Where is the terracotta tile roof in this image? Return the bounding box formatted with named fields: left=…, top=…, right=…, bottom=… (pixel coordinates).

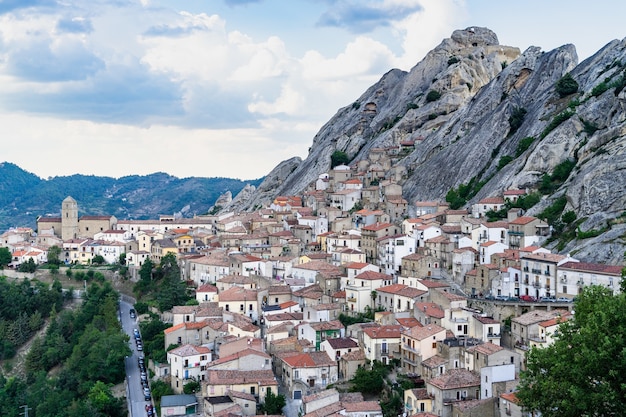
left=207, top=348, right=269, bottom=367
left=164, top=320, right=211, bottom=334
left=344, top=261, right=371, bottom=269
left=218, top=286, right=258, bottom=302
left=309, top=320, right=343, bottom=331
left=512, top=310, right=569, bottom=326
left=363, top=324, right=402, bottom=339
left=477, top=197, right=504, bottom=204
left=268, top=285, right=292, bottom=295
left=414, top=302, right=445, bottom=319
left=169, top=344, right=211, bottom=357
left=207, top=369, right=276, bottom=386
left=409, top=388, right=432, bottom=400
left=417, top=279, right=450, bottom=288
left=403, top=323, right=445, bottom=340
left=539, top=312, right=572, bottom=328
left=428, top=368, right=480, bottom=390
left=302, top=388, right=338, bottom=404
left=472, top=314, right=499, bottom=324
left=396, top=317, right=421, bottom=328
left=265, top=312, right=303, bottom=322
left=422, top=354, right=447, bottom=368
left=465, top=342, right=504, bottom=356
left=197, top=284, right=218, bottom=293
left=354, top=270, right=392, bottom=281
left=218, top=274, right=256, bottom=284
left=500, top=391, right=520, bottom=403
left=266, top=322, right=293, bottom=334
left=282, top=351, right=334, bottom=368
left=361, top=222, right=394, bottom=231
left=509, top=216, right=538, bottom=225
left=275, top=300, right=297, bottom=310
left=343, top=401, right=381, bottom=413
left=325, top=337, right=358, bottom=349
left=340, top=349, right=366, bottom=361
left=302, top=403, right=344, bottom=417
left=377, top=284, right=427, bottom=298
left=332, top=290, right=346, bottom=299
left=559, top=261, right=622, bottom=275
left=521, top=252, right=567, bottom=263
left=436, top=289, right=466, bottom=302
left=227, top=390, right=256, bottom=402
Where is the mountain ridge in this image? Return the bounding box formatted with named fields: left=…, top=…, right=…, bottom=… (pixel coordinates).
left=0, top=161, right=263, bottom=232
left=224, top=27, right=626, bottom=264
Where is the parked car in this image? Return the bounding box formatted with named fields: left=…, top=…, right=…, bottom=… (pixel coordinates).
left=519, top=295, right=536, bottom=302
left=494, top=295, right=509, bottom=301
left=539, top=296, right=556, bottom=302
left=129, top=308, right=136, bottom=319
left=556, top=297, right=572, bottom=302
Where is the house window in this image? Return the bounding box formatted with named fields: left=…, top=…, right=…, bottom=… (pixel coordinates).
left=240, top=304, right=244, bottom=311
left=294, top=370, right=299, bottom=378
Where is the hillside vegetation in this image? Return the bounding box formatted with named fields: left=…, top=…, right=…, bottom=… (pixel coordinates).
left=0, top=162, right=263, bottom=232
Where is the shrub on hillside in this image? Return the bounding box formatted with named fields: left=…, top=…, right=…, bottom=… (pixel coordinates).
left=555, top=73, right=579, bottom=97
left=426, top=90, right=442, bottom=103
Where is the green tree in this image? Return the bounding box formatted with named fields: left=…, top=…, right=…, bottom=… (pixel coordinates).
left=259, top=389, right=286, bottom=415
left=370, top=290, right=378, bottom=311
left=350, top=361, right=389, bottom=394
left=18, top=258, right=37, bottom=273
left=517, top=284, right=626, bottom=416
left=0, top=247, right=12, bottom=269
left=92, top=255, right=105, bottom=265
left=508, top=106, right=527, bottom=136
left=425, top=90, right=441, bottom=102
left=47, top=245, right=62, bottom=265
left=330, top=150, right=350, bottom=168
left=555, top=73, right=579, bottom=97
left=183, top=380, right=201, bottom=394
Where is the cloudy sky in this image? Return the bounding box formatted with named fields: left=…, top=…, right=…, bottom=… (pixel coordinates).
left=2, top=0, right=625, bottom=181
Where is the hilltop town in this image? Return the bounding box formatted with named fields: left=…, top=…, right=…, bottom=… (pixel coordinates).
left=2, top=148, right=623, bottom=417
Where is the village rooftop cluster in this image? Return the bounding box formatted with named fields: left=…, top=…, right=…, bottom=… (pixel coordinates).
left=2, top=147, right=623, bottom=417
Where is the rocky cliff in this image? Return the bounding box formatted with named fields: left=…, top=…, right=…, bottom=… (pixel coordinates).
left=226, top=27, right=626, bottom=263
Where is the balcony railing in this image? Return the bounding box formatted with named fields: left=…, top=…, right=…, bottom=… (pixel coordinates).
left=347, top=297, right=357, bottom=302
left=533, top=282, right=541, bottom=288
left=531, top=268, right=542, bottom=274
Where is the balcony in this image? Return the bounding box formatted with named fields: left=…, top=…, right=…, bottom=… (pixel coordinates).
left=531, top=268, right=542, bottom=274
left=402, top=354, right=419, bottom=366
left=532, top=282, right=542, bottom=288
left=449, top=317, right=468, bottom=323
left=347, top=297, right=357, bottom=302
left=402, top=344, right=419, bottom=354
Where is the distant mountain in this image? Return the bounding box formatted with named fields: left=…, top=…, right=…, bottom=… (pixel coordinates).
left=225, top=27, right=626, bottom=264
left=0, top=162, right=263, bottom=232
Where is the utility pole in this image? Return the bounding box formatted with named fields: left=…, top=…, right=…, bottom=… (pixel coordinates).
left=20, top=405, right=31, bottom=417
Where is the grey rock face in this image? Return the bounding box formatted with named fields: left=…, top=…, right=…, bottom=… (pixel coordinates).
left=232, top=28, right=626, bottom=262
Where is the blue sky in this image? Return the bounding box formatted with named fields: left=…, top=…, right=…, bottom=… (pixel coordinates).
left=2, top=0, right=625, bottom=180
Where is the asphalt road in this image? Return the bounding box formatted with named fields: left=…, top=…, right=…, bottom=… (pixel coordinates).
left=119, top=299, right=152, bottom=417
